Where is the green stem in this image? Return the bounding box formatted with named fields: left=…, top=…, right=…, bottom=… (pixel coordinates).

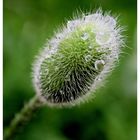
left=4, top=96, right=44, bottom=140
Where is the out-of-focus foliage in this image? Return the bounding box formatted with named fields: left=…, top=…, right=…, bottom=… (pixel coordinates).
left=4, top=0, right=137, bottom=140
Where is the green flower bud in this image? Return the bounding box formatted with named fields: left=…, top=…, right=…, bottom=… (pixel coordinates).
left=33, top=10, right=124, bottom=107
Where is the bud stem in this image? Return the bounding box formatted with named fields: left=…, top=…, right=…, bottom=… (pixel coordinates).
left=4, top=96, right=44, bottom=140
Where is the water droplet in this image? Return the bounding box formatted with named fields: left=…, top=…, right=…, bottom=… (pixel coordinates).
left=104, top=16, right=111, bottom=22
left=95, top=76, right=102, bottom=81
left=88, top=45, right=93, bottom=49
left=56, top=33, right=62, bottom=39
left=85, top=15, right=94, bottom=21
left=54, top=93, right=58, bottom=97
left=81, top=33, right=89, bottom=41
left=55, top=66, right=59, bottom=71
left=65, top=76, right=70, bottom=82
left=95, top=60, right=105, bottom=70
left=70, top=96, right=74, bottom=100
left=47, top=56, right=54, bottom=62
left=67, top=21, right=75, bottom=30
left=93, top=13, right=102, bottom=19
left=96, top=32, right=111, bottom=45
left=95, top=48, right=101, bottom=52
left=59, top=54, right=64, bottom=59
left=105, top=16, right=116, bottom=28
left=97, top=77, right=101, bottom=81
left=45, top=69, right=49, bottom=74
left=67, top=20, right=80, bottom=30
left=60, top=90, right=64, bottom=95
left=85, top=55, right=92, bottom=62
left=50, top=48, right=57, bottom=55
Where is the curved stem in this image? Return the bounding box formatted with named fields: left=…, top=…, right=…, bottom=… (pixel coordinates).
left=4, top=96, right=44, bottom=140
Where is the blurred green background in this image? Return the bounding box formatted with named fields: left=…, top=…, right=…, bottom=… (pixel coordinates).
left=4, top=0, right=137, bottom=140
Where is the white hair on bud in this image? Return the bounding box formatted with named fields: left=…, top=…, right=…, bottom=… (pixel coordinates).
left=32, top=10, right=125, bottom=107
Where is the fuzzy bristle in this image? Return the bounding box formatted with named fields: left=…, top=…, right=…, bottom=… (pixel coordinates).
left=32, top=10, right=124, bottom=107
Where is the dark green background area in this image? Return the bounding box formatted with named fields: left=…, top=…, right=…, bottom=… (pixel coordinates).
left=4, top=0, right=137, bottom=140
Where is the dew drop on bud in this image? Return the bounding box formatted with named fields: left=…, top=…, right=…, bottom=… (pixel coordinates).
left=93, top=13, right=102, bottom=19
left=95, top=60, right=105, bottom=70
left=95, top=47, right=101, bottom=52
left=67, top=21, right=75, bottom=30
left=96, top=32, right=111, bottom=45
left=55, top=66, right=59, bottom=71
left=97, top=77, right=101, bottom=81
left=88, top=45, right=93, bottom=49
left=60, top=90, right=64, bottom=95
left=70, top=96, right=74, bottom=100
left=105, top=16, right=116, bottom=28
left=67, top=20, right=80, bottom=30
left=45, top=68, right=49, bottom=75
left=85, top=55, right=92, bottom=62
left=81, top=33, right=89, bottom=41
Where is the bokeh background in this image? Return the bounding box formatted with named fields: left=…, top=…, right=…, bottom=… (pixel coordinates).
left=4, top=0, right=137, bottom=140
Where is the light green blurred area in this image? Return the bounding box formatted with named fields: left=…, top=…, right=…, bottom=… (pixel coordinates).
left=4, top=0, right=137, bottom=140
